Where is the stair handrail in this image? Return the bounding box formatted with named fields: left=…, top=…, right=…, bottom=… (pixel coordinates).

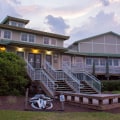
left=26, top=61, right=55, bottom=96
left=44, top=61, right=56, bottom=80
left=75, top=71, right=101, bottom=93
left=26, top=61, right=35, bottom=80
left=45, top=61, right=80, bottom=93
left=38, top=69, right=55, bottom=96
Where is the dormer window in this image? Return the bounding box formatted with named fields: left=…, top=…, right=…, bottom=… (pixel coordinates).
left=11, top=21, right=17, bottom=26
left=4, top=30, right=11, bottom=39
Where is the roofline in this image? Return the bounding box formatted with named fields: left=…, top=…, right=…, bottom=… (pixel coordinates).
left=72, top=31, right=120, bottom=45
left=0, top=39, right=68, bottom=52
left=1, top=16, right=29, bottom=25
left=0, top=24, right=69, bottom=40
left=65, top=50, right=120, bottom=58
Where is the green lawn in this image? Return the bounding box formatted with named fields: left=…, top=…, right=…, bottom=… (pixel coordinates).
left=0, top=110, right=120, bottom=120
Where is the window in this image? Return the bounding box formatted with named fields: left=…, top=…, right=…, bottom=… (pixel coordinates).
left=11, top=21, right=17, bottom=26
left=4, top=30, right=11, bottom=39
left=43, top=37, right=57, bottom=46
left=100, top=59, right=106, bottom=66
left=29, top=34, right=35, bottom=42
left=17, top=51, right=24, bottom=58
left=113, top=59, right=119, bottom=66
left=108, top=59, right=112, bottom=66
left=18, top=23, right=24, bottom=27
left=94, top=58, right=99, bottom=66
left=86, top=58, right=92, bottom=65
left=21, top=33, right=27, bottom=41
left=44, top=37, right=49, bottom=44
left=51, top=38, right=57, bottom=46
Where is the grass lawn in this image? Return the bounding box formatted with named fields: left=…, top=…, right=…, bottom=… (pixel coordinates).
left=0, top=110, right=120, bottom=120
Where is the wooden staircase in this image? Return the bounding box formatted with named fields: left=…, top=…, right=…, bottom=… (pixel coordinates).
left=80, top=81, right=97, bottom=94
left=55, top=80, right=74, bottom=92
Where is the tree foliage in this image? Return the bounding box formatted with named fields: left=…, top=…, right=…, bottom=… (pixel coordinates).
left=0, top=52, right=28, bottom=95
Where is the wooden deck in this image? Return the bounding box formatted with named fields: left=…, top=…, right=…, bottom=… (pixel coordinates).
left=55, top=92, right=120, bottom=110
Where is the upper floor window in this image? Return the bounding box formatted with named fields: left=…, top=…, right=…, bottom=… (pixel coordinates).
left=51, top=38, right=57, bottom=46
left=44, top=37, right=49, bottom=44
left=29, top=34, right=35, bottom=42
left=21, top=33, right=27, bottom=41
left=21, top=33, right=35, bottom=42
left=43, top=37, right=57, bottom=46
left=18, top=23, right=24, bottom=27
left=4, top=30, right=11, bottom=39
left=11, top=21, right=17, bottom=26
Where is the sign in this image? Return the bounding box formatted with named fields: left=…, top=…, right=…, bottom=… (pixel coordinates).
left=60, top=94, right=65, bottom=102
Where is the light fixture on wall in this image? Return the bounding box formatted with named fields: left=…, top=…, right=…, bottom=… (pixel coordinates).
left=32, top=49, right=39, bottom=54
left=17, top=47, right=24, bottom=52
left=46, top=51, right=52, bottom=55
left=0, top=46, right=6, bottom=51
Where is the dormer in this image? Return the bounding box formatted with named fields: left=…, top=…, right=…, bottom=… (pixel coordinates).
left=1, top=16, right=29, bottom=28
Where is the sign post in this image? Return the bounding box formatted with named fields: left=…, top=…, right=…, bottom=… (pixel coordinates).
left=59, top=94, right=65, bottom=111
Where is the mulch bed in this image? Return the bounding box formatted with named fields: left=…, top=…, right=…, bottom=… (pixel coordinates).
left=0, top=96, right=120, bottom=114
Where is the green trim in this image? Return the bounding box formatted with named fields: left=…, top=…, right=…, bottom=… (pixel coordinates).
left=0, top=39, right=68, bottom=51
left=65, top=50, right=120, bottom=58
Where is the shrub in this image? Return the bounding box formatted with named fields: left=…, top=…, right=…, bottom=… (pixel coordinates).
left=0, top=52, right=29, bottom=96
left=102, top=80, right=120, bottom=92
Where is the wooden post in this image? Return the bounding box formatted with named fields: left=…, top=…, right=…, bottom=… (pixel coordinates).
left=25, top=88, right=29, bottom=110
left=88, top=98, right=93, bottom=104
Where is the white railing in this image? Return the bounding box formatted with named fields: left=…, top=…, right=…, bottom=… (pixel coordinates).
left=26, top=62, right=55, bottom=96
left=45, top=62, right=56, bottom=80
left=45, top=61, right=80, bottom=93
left=63, top=63, right=101, bottom=93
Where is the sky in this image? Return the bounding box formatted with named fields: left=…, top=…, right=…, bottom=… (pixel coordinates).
left=0, top=0, right=120, bottom=46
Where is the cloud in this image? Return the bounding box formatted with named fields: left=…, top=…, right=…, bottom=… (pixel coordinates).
left=0, top=0, right=21, bottom=22
left=45, top=15, right=70, bottom=35
left=100, top=0, right=110, bottom=6
left=68, top=11, right=120, bottom=45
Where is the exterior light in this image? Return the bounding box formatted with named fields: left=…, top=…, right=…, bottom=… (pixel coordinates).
left=32, top=49, right=39, bottom=54
left=0, top=47, right=6, bottom=51
left=46, top=51, right=52, bottom=55
left=17, top=47, right=24, bottom=52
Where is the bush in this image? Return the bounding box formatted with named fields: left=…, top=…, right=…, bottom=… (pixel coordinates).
left=0, top=52, right=29, bottom=96
left=102, top=80, right=120, bottom=92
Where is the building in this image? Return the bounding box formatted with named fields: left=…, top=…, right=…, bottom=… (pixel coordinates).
left=0, top=16, right=119, bottom=96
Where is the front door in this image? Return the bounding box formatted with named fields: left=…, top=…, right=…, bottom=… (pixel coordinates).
left=46, top=55, right=52, bottom=65
left=28, top=53, right=41, bottom=68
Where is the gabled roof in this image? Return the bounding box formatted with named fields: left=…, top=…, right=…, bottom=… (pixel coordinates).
left=1, top=16, right=29, bottom=25
left=0, top=24, right=69, bottom=40
left=72, top=31, right=120, bottom=45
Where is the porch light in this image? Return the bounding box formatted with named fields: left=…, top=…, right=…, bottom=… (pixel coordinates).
left=17, top=47, right=24, bottom=52
left=46, top=51, right=52, bottom=55
left=32, top=49, right=39, bottom=54
left=0, top=47, right=6, bottom=51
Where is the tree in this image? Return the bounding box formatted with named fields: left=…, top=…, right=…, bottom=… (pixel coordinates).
left=0, top=52, right=29, bottom=95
